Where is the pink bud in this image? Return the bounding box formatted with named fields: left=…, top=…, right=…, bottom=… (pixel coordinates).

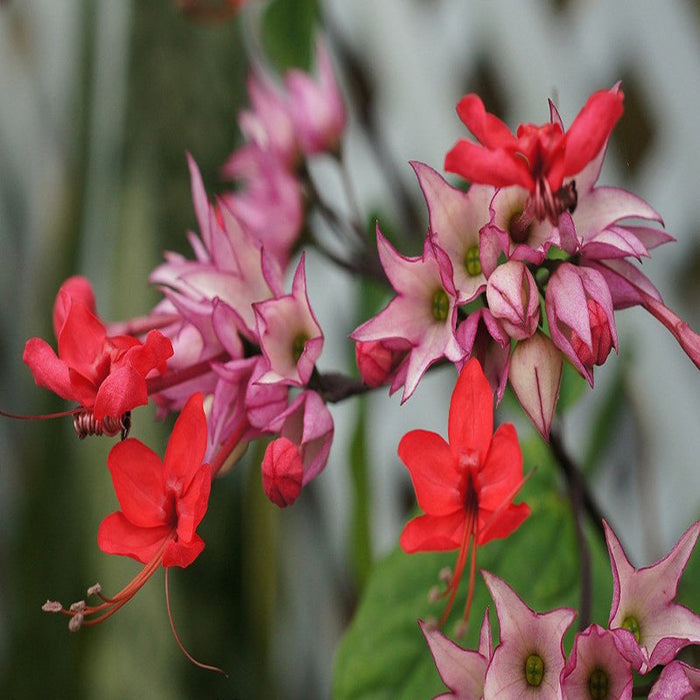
left=546, top=263, right=617, bottom=385
left=486, top=261, right=540, bottom=340
left=508, top=332, right=562, bottom=439
left=261, top=437, right=304, bottom=508
left=570, top=298, right=614, bottom=367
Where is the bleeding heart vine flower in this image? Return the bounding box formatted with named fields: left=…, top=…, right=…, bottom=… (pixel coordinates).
left=445, top=87, right=623, bottom=225
left=605, top=518, right=700, bottom=674
left=398, top=358, right=530, bottom=629
left=560, top=623, right=633, bottom=700
left=351, top=225, right=463, bottom=402
left=420, top=610, right=493, bottom=699
left=42, top=392, right=212, bottom=632
left=482, top=570, right=576, bottom=699
left=23, top=275, right=173, bottom=438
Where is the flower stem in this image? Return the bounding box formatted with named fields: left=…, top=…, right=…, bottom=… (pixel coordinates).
left=549, top=427, right=606, bottom=631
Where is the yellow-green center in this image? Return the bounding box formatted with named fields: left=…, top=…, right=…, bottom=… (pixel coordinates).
left=431, top=288, right=450, bottom=322
left=524, top=653, right=544, bottom=687
left=621, top=616, right=640, bottom=643
left=465, top=245, right=481, bottom=277
left=588, top=668, right=609, bottom=699
left=292, top=333, right=308, bottom=363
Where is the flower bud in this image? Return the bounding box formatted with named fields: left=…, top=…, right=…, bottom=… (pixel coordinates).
left=355, top=339, right=407, bottom=388
left=261, top=437, right=304, bottom=508
left=486, top=261, right=540, bottom=340
left=508, top=332, right=562, bottom=439
left=546, top=263, right=617, bottom=385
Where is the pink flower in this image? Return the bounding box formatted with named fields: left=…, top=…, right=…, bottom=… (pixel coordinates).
left=411, top=160, right=494, bottom=304
left=23, top=276, right=173, bottom=428
left=420, top=610, right=493, bottom=699
left=606, top=519, right=700, bottom=674
left=254, top=254, right=324, bottom=387
left=151, top=155, right=283, bottom=343
left=560, top=624, right=633, bottom=700
left=649, top=660, right=700, bottom=699
left=482, top=570, right=576, bottom=699
left=545, top=263, right=617, bottom=385
left=351, top=226, right=462, bottom=402
left=238, top=70, right=298, bottom=168
left=285, top=38, right=347, bottom=156
left=485, top=261, right=540, bottom=341
left=221, top=146, right=304, bottom=268
left=445, top=88, right=623, bottom=224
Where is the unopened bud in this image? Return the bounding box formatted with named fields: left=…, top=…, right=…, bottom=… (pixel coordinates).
left=261, top=437, right=304, bottom=507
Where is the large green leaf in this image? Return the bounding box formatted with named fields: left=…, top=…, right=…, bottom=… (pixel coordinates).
left=333, top=439, right=612, bottom=699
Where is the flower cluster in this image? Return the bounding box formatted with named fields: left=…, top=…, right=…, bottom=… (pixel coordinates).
left=21, top=34, right=348, bottom=657
left=423, top=519, right=700, bottom=699
left=354, top=86, right=700, bottom=438
left=5, top=7, right=699, bottom=691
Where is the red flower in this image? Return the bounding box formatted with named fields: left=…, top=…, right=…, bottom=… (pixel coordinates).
left=399, top=358, right=530, bottom=627
left=43, top=393, right=212, bottom=634
left=444, top=88, right=623, bottom=223
left=23, top=276, right=173, bottom=431
left=98, top=391, right=211, bottom=568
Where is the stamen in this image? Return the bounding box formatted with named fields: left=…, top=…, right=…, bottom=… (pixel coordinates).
left=165, top=568, right=227, bottom=676
left=73, top=410, right=131, bottom=440
left=42, top=539, right=169, bottom=630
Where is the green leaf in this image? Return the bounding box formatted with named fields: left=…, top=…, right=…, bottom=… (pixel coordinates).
left=333, top=438, right=612, bottom=699
left=262, top=0, right=319, bottom=72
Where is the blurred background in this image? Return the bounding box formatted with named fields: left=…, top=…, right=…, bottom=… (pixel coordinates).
left=1, top=1, right=699, bottom=697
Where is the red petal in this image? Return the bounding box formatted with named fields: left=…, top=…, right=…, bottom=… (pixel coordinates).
left=398, top=429, right=461, bottom=515
left=107, top=438, right=168, bottom=527
left=125, top=329, right=173, bottom=377
left=93, top=365, right=148, bottom=420
left=477, top=423, right=524, bottom=510
left=97, top=511, right=171, bottom=564
left=455, top=94, right=516, bottom=149
left=52, top=277, right=96, bottom=337
left=477, top=502, right=530, bottom=545
left=162, top=534, right=205, bottom=568
left=448, top=358, right=494, bottom=460
left=559, top=89, right=624, bottom=183
left=22, top=338, right=74, bottom=401
left=164, top=392, right=208, bottom=489
left=56, top=298, right=106, bottom=372
left=176, top=464, right=212, bottom=543
left=399, top=511, right=465, bottom=553
left=445, top=141, right=534, bottom=189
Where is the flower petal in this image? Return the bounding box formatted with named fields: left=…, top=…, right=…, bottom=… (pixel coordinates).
left=107, top=438, right=168, bottom=527
left=97, top=512, right=171, bottom=564
left=398, top=429, right=461, bottom=515
left=448, top=358, right=494, bottom=458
